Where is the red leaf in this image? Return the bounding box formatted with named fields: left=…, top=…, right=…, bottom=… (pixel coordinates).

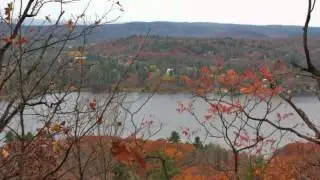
left=15, top=37, right=28, bottom=47
left=3, top=37, right=12, bottom=43
left=241, top=70, right=256, bottom=80
left=260, top=65, right=272, bottom=81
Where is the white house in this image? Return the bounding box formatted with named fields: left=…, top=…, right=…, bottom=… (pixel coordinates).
left=166, top=68, right=174, bottom=75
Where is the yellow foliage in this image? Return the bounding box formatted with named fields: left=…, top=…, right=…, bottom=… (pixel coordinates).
left=2, top=147, right=9, bottom=160
left=162, top=74, right=176, bottom=81
left=67, top=50, right=83, bottom=57
left=52, top=140, right=60, bottom=153
left=49, top=123, right=62, bottom=133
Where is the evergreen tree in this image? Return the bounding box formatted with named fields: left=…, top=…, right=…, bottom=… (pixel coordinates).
left=193, top=136, right=203, bottom=149
left=4, top=130, right=15, bottom=143
left=147, top=151, right=180, bottom=180
left=168, top=131, right=181, bottom=143
left=23, top=132, right=34, bottom=142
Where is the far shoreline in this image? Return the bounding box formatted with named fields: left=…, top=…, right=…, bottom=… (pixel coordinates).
left=0, top=87, right=317, bottom=102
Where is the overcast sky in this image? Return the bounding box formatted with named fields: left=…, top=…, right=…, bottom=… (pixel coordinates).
left=1, top=0, right=320, bottom=26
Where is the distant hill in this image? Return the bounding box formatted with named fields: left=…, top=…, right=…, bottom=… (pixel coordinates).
left=2, top=21, right=320, bottom=43
left=85, top=21, right=320, bottom=43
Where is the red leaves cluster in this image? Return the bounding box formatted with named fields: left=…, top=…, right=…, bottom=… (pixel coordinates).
left=218, top=69, right=239, bottom=86
left=209, top=101, right=242, bottom=115
left=232, top=130, right=277, bottom=155
left=180, top=127, right=199, bottom=138
left=240, top=69, right=256, bottom=81
left=2, top=36, right=28, bottom=47
left=176, top=100, right=193, bottom=113
left=233, top=131, right=251, bottom=147
left=180, top=62, right=285, bottom=98
left=181, top=127, right=190, bottom=137
left=231, top=64, right=284, bottom=97
left=210, top=103, right=232, bottom=114
left=259, top=65, right=272, bottom=82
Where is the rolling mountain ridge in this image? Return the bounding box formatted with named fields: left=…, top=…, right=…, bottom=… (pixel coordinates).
left=85, top=21, right=320, bottom=42
left=3, top=21, right=320, bottom=43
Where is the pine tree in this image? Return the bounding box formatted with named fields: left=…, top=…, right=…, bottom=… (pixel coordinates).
left=168, top=131, right=181, bottom=143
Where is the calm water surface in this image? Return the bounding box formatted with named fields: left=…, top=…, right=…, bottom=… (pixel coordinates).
left=2, top=92, right=320, bottom=150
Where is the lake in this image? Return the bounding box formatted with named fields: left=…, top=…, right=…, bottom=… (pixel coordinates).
left=2, top=92, right=320, bottom=152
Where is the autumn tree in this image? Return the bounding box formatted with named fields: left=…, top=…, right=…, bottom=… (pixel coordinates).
left=0, top=0, right=162, bottom=179
left=178, top=0, right=320, bottom=179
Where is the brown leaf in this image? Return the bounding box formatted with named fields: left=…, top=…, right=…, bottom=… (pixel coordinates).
left=67, top=19, right=74, bottom=31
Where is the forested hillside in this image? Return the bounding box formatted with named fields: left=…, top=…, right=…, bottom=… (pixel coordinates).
left=57, top=35, right=320, bottom=94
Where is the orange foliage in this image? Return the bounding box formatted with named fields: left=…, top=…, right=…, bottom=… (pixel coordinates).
left=263, top=142, right=320, bottom=179
left=0, top=135, right=61, bottom=179
left=218, top=69, right=239, bottom=86
left=181, top=63, right=285, bottom=98
left=181, top=75, right=193, bottom=86
left=52, top=140, right=60, bottom=153
left=1, top=146, right=9, bottom=160
left=239, top=85, right=255, bottom=94
left=209, top=102, right=241, bottom=114
left=143, top=139, right=194, bottom=160
left=263, top=156, right=301, bottom=180
left=49, top=123, right=63, bottom=133
left=173, top=166, right=232, bottom=180
left=108, top=137, right=196, bottom=177
left=195, top=88, right=206, bottom=96
left=111, top=140, right=146, bottom=169
left=260, top=65, right=272, bottom=82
